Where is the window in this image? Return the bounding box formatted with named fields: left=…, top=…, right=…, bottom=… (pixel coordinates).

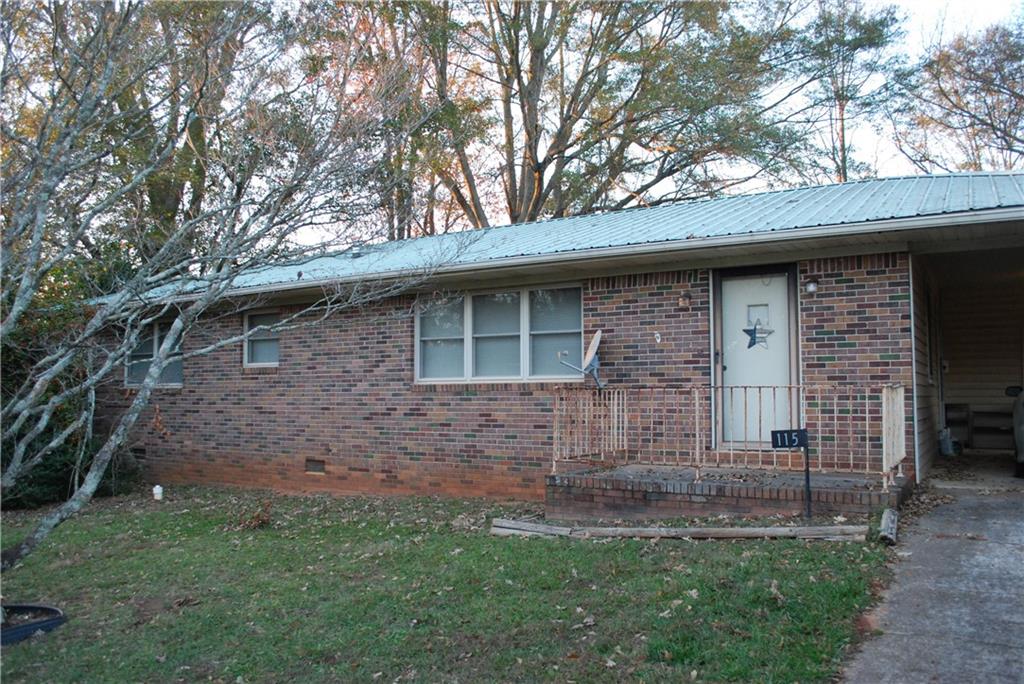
left=244, top=311, right=280, bottom=367
left=416, top=286, right=583, bottom=382
left=418, top=297, right=464, bottom=379
left=529, top=288, right=582, bottom=375
left=126, top=322, right=183, bottom=386
left=473, top=292, right=521, bottom=376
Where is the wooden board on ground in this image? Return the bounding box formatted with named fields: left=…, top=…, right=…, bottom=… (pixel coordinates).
left=490, top=518, right=868, bottom=542
left=879, top=508, right=898, bottom=545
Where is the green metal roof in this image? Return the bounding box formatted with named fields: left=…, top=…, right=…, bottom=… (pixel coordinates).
left=232, top=172, right=1024, bottom=292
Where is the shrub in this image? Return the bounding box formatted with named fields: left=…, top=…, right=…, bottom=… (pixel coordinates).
left=1, top=443, right=142, bottom=510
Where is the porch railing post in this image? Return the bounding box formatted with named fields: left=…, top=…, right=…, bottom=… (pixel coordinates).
left=881, top=384, right=906, bottom=489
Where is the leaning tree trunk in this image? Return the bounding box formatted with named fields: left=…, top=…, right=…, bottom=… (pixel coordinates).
left=0, top=357, right=161, bottom=571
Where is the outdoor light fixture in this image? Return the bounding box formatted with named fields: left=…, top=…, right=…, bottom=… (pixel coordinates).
left=805, top=278, right=819, bottom=294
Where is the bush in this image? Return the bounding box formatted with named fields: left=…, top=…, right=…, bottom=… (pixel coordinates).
left=1, top=444, right=142, bottom=510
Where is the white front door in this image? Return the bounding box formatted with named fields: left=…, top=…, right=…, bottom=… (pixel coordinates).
left=719, top=271, right=794, bottom=444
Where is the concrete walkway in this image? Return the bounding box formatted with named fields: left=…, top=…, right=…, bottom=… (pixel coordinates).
left=844, top=485, right=1024, bottom=683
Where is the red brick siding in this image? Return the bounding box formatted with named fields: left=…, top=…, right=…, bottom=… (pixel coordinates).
left=546, top=471, right=909, bottom=520
left=586, top=270, right=711, bottom=387
left=101, top=271, right=711, bottom=500
left=799, top=252, right=915, bottom=479
left=98, top=253, right=915, bottom=500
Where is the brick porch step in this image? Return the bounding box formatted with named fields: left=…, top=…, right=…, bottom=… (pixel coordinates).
left=545, top=464, right=912, bottom=520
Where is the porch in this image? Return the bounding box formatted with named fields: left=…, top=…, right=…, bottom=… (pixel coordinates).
left=547, top=385, right=911, bottom=519
left=546, top=464, right=911, bottom=521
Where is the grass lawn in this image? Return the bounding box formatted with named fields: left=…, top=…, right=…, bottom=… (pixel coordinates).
left=2, top=486, right=887, bottom=682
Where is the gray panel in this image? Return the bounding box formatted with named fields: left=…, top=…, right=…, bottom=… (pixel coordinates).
left=421, top=339, right=463, bottom=378
left=472, top=293, right=520, bottom=335
left=531, top=333, right=581, bottom=376
left=474, top=336, right=520, bottom=376
left=248, top=338, right=279, bottom=364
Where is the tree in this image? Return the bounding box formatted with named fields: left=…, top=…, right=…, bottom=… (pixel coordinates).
left=409, top=0, right=810, bottom=227
left=0, top=1, right=453, bottom=569
left=798, top=0, right=903, bottom=182
left=889, top=18, right=1024, bottom=172
left=303, top=2, right=468, bottom=240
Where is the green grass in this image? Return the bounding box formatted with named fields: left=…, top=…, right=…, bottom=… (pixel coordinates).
left=2, top=487, right=887, bottom=682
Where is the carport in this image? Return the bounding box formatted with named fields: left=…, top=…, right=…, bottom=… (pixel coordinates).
left=912, top=246, right=1024, bottom=481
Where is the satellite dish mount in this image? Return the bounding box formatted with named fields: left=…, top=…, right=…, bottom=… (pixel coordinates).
left=559, top=330, right=605, bottom=388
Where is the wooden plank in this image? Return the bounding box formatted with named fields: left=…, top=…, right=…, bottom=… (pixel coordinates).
left=879, top=508, right=898, bottom=545
left=569, top=525, right=869, bottom=540
left=490, top=519, right=572, bottom=537
left=491, top=526, right=560, bottom=538
left=489, top=518, right=868, bottom=541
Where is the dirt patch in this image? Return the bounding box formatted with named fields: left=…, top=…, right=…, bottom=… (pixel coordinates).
left=130, top=595, right=201, bottom=627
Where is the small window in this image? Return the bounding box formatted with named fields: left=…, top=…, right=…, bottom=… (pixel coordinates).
left=419, top=297, right=464, bottom=379
left=125, top=322, right=183, bottom=386
left=244, top=312, right=280, bottom=367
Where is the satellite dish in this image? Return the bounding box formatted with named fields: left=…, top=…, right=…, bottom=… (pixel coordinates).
left=559, top=329, right=605, bottom=388
left=583, top=329, right=602, bottom=368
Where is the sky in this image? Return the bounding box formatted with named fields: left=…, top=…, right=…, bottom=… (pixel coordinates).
left=865, top=0, right=1021, bottom=175
left=883, top=0, right=1020, bottom=52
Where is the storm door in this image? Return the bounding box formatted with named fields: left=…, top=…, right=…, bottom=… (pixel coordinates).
left=715, top=267, right=798, bottom=444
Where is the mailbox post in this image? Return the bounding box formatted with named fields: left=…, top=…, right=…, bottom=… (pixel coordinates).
left=771, top=428, right=811, bottom=518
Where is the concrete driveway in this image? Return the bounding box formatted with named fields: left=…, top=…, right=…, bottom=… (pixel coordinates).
left=844, top=482, right=1024, bottom=683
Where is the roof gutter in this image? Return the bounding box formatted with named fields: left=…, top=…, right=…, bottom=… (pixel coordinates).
left=211, top=206, right=1024, bottom=299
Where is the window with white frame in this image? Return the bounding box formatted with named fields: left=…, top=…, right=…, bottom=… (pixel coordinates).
left=244, top=312, right=280, bottom=367
left=418, top=297, right=465, bottom=378
left=417, top=286, right=583, bottom=381
left=126, top=322, right=183, bottom=386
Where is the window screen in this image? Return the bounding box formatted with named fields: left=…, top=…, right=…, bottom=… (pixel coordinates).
left=419, top=298, right=464, bottom=378
left=246, top=312, right=280, bottom=365
left=472, top=292, right=520, bottom=377
left=529, top=288, right=582, bottom=376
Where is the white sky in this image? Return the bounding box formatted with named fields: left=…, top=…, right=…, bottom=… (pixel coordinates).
left=881, top=0, right=1020, bottom=53
left=865, top=0, right=1021, bottom=175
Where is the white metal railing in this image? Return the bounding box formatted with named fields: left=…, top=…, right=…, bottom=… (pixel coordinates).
left=552, top=384, right=906, bottom=488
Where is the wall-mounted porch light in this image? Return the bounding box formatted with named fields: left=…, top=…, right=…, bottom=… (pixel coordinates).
left=804, top=278, right=819, bottom=294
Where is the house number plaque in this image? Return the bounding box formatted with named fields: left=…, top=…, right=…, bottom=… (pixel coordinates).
left=770, top=429, right=808, bottom=449
left=770, top=428, right=812, bottom=517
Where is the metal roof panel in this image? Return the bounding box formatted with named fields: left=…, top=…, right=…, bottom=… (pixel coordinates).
left=232, top=173, right=1024, bottom=291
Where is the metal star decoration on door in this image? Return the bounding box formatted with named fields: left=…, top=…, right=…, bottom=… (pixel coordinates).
left=742, top=319, right=774, bottom=349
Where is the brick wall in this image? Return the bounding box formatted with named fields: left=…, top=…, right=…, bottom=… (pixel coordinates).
left=799, top=252, right=915, bottom=479
left=586, top=270, right=711, bottom=387
left=98, top=253, right=914, bottom=500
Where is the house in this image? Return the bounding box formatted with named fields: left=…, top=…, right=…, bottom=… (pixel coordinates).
left=104, top=173, right=1024, bottom=518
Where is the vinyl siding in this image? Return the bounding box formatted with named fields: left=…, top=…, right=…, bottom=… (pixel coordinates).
left=912, top=259, right=941, bottom=479
left=940, top=281, right=1023, bottom=451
